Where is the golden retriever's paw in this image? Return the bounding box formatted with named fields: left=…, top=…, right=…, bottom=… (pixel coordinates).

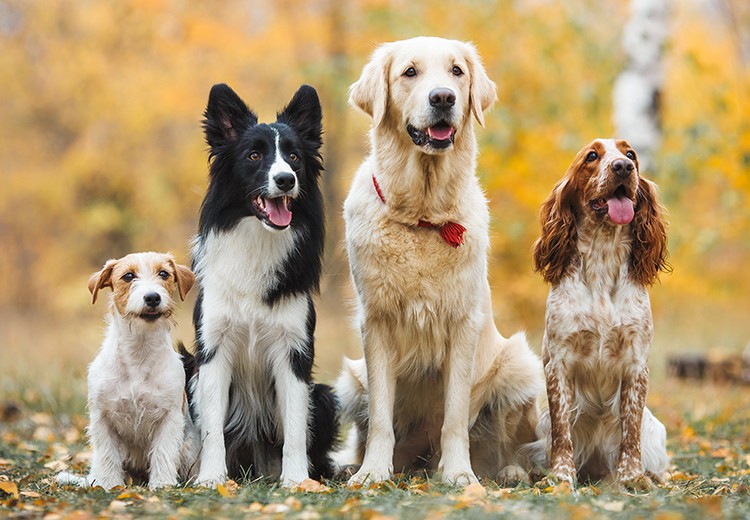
left=347, top=466, right=391, bottom=487
left=497, top=464, right=530, bottom=485
left=440, top=467, right=479, bottom=486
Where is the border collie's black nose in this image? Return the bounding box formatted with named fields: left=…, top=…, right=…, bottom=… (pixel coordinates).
left=429, top=88, right=456, bottom=108
left=612, top=159, right=634, bottom=177
left=144, top=293, right=161, bottom=308
left=274, top=172, right=296, bottom=192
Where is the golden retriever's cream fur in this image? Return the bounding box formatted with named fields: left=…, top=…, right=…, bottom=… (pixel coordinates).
left=336, top=37, right=544, bottom=485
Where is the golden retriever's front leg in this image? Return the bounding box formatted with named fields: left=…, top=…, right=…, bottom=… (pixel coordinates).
left=616, top=365, right=652, bottom=491
left=347, top=320, right=396, bottom=486
left=438, top=319, right=479, bottom=485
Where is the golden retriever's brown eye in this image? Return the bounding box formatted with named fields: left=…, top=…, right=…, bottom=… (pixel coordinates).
left=158, top=270, right=170, bottom=280
left=122, top=272, right=135, bottom=282
left=248, top=151, right=261, bottom=161
left=289, top=152, right=299, bottom=162
left=626, top=150, right=636, bottom=160
left=403, top=67, right=417, bottom=78
left=586, top=151, right=599, bottom=162
left=452, top=65, right=463, bottom=76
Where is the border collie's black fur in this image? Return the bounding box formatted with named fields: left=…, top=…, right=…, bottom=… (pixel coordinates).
left=184, top=83, right=337, bottom=486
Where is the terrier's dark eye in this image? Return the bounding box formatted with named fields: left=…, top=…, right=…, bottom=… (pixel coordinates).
left=158, top=270, right=170, bottom=280
left=626, top=150, right=636, bottom=160
left=452, top=65, right=464, bottom=76
left=586, top=151, right=599, bottom=162
left=403, top=67, right=417, bottom=78
left=248, top=151, right=262, bottom=161
left=289, top=152, right=299, bottom=162
left=122, top=272, right=135, bottom=282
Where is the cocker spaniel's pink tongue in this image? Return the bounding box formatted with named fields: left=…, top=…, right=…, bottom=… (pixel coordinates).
left=427, top=126, right=453, bottom=140
left=265, top=198, right=292, bottom=227
left=607, top=195, right=634, bottom=225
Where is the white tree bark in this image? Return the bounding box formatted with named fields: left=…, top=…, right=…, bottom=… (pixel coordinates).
left=613, top=0, right=669, bottom=172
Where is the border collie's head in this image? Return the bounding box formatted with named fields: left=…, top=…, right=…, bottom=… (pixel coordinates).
left=201, top=84, right=323, bottom=232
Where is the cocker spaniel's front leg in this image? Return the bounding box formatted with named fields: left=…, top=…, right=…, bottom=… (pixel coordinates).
left=544, top=352, right=576, bottom=486
left=616, top=365, right=652, bottom=491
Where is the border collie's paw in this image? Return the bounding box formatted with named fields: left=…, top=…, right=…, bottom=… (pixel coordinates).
left=347, top=466, right=391, bottom=487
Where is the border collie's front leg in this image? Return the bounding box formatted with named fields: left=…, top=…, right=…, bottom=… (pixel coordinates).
left=195, top=344, right=232, bottom=486
left=272, top=349, right=311, bottom=487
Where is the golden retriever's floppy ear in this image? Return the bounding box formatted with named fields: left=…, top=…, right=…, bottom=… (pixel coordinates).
left=349, top=43, right=393, bottom=128
left=631, top=177, right=671, bottom=285
left=169, top=259, right=196, bottom=301
left=88, top=259, right=117, bottom=304
left=462, top=42, right=497, bottom=127
left=532, top=173, right=579, bottom=285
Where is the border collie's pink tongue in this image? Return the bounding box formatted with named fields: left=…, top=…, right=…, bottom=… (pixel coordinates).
left=265, top=198, right=292, bottom=227
left=607, top=195, right=634, bottom=225
left=427, top=126, right=453, bottom=141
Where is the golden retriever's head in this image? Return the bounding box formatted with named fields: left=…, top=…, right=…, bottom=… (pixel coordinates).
left=349, top=37, right=497, bottom=154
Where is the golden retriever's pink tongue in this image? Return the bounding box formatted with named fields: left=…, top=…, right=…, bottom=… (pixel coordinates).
left=607, top=196, right=634, bottom=225
left=427, top=126, right=453, bottom=140
left=265, top=198, right=292, bottom=227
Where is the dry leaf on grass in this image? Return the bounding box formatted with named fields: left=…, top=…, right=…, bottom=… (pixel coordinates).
left=0, top=481, right=19, bottom=499
left=292, top=478, right=331, bottom=493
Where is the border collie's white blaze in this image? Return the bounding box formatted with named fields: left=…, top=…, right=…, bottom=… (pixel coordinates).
left=185, top=83, right=337, bottom=487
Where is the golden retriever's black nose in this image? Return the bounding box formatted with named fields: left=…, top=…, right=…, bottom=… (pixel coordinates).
left=144, top=293, right=161, bottom=308
left=274, top=172, right=296, bottom=192
left=429, top=88, right=456, bottom=108
left=612, top=159, right=634, bottom=177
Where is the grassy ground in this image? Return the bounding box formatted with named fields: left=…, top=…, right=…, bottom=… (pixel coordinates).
left=1, top=381, right=749, bottom=519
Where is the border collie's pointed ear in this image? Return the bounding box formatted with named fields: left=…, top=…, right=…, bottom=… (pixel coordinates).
left=88, top=259, right=117, bottom=304
left=462, top=42, right=497, bottom=127
left=276, top=85, right=323, bottom=151
left=203, top=83, right=258, bottom=150
left=349, top=43, right=393, bottom=128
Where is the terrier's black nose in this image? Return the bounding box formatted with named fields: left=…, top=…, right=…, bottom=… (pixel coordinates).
left=274, top=172, right=296, bottom=192
left=144, top=293, right=161, bottom=308
left=612, top=159, right=634, bottom=177
left=429, top=88, right=456, bottom=108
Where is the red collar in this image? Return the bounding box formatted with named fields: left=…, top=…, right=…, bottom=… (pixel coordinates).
left=372, top=174, right=465, bottom=248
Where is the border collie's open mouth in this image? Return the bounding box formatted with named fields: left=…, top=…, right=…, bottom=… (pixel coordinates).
left=590, top=185, right=635, bottom=225
left=407, top=123, right=456, bottom=149
left=252, top=195, right=293, bottom=229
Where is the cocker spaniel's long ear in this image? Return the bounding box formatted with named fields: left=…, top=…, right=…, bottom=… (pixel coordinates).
left=349, top=43, right=394, bottom=128
left=631, top=177, right=671, bottom=285
left=462, top=42, right=497, bottom=127
left=88, top=259, right=117, bottom=304
left=532, top=174, right=579, bottom=285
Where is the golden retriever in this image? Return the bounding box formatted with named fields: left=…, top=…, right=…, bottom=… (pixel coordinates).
left=336, top=37, right=544, bottom=486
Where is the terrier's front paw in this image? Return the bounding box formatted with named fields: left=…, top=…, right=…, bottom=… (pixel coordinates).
left=347, top=466, right=391, bottom=487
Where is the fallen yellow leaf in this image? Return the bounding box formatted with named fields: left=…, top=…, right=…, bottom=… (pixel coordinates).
left=292, top=478, right=331, bottom=493
left=0, top=481, right=18, bottom=499
left=216, top=483, right=234, bottom=497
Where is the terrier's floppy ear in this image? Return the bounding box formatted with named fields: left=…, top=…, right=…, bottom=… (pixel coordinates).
left=88, top=259, right=117, bottom=304
left=462, top=42, right=497, bottom=127
left=169, top=259, right=196, bottom=301
left=349, top=43, right=394, bottom=128
left=202, top=83, right=258, bottom=152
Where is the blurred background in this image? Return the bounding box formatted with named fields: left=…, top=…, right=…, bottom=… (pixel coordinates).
left=1, top=0, right=749, bottom=409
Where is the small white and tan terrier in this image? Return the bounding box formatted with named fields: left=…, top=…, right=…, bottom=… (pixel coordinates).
left=58, top=252, right=198, bottom=490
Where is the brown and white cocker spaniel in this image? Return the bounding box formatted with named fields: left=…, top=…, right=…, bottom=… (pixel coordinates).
left=532, top=138, right=671, bottom=490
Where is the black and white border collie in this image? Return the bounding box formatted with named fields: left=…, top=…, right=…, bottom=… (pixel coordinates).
left=186, top=83, right=337, bottom=487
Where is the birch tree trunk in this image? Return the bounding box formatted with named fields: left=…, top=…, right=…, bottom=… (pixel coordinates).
left=613, top=0, right=669, bottom=172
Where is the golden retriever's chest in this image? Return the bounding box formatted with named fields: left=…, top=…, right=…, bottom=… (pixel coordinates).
left=349, top=216, right=485, bottom=318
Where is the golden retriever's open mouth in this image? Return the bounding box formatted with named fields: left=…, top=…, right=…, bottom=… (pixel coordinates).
left=407, top=123, right=455, bottom=149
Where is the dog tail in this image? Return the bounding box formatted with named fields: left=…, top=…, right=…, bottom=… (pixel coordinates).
left=308, top=383, right=339, bottom=480
left=176, top=341, right=196, bottom=392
